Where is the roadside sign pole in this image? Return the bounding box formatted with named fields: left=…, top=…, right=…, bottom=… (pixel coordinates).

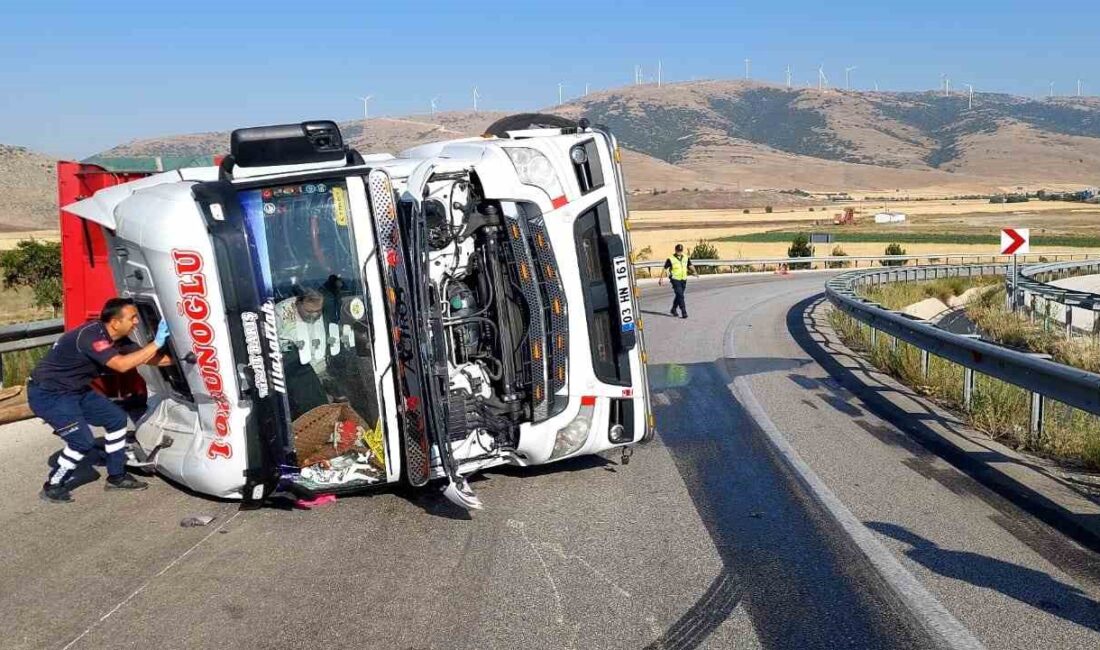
left=1011, top=253, right=1018, bottom=313
left=1001, top=228, right=1029, bottom=314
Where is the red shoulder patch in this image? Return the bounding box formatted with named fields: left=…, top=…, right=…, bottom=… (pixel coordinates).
left=92, top=339, right=112, bottom=353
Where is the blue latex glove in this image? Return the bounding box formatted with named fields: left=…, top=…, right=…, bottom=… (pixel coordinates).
left=154, top=319, right=171, bottom=347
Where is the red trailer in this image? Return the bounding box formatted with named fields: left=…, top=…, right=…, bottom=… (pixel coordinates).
left=58, top=157, right=219, bottom=402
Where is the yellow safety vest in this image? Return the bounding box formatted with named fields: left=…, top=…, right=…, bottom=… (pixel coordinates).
left=667, top=255, right=690, bottom=281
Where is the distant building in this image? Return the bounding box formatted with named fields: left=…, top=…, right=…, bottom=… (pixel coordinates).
left=874, top=212, right=907, bottom=224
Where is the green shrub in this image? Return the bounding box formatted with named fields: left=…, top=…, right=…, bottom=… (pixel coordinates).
left=827, top=245, right=850, bottom=269
left=881, top=242, right=907, bottom=267
left=690, top=239, right=719, bottom=275
left=0, top=239, right=62, bottom=315
left=787, top=233, right=814, bottom=270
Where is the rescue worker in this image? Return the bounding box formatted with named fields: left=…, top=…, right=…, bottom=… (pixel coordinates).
left=29, top=298, right=173, bottom=503
left=658, top=243, right=697, bottom=318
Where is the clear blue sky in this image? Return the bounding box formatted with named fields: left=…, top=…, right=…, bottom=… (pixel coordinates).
left=2, top=0, right=1097, bottom=158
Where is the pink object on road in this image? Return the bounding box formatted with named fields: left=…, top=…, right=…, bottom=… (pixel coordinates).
left=295, top=494, right=337, bottom=509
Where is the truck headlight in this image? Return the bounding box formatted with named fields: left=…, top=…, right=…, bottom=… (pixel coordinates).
left=549, top=398, right=594, bottom=460
left=505, top=147, right=564, bottom=202
left=569, top=145, right=588, bottom=165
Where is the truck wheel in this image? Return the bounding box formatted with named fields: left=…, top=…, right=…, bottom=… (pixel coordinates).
left=482, top=113, right=578, bottom=138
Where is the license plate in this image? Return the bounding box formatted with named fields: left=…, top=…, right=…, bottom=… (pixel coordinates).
left=612, top=255, right=635, bottom=332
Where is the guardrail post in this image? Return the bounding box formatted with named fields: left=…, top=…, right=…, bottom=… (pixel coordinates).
left=1065, top=304, right=1074, bottom=338
left=0, top=355, right=4, bottom=390
left=964, top=367, right=975, bottom=411
left=1030, top=392, right=1044, bottom=440
left=920, top=349, right=930, bottom=378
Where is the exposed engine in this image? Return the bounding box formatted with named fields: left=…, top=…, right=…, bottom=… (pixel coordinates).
left=420, top=173, right=527, bottom=461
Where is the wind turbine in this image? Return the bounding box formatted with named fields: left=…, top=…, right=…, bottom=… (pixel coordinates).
left=472, top=86, right=480, bottom=112
left=818, top=66, right=828, bottom=91
left=558, top=82, right=564, bottom=106
left=585, top=82, right=590, bottom=97
left=1049, top=81, right=1055, bottom=99
left=940, top=73, right=950, bottom=97
left=634, top=65, right=642, bottom=85
left=965, top=83, right=974, bottom=109
left=1078, top=79, right=1083, bottom=97
left=786, top=65, right=792, bottom=89
left=744, top=58, right=751, bottom=80
left=874, top=81, right=879, bottom=92
left=357, top=95, right=373, bottom=121
left=658, top=59, right=663, bottom=87
left=430, top=97, right=438, bottom=118
left=845, top=66, right=857, bottom=90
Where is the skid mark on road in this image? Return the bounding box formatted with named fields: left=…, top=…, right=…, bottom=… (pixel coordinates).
left=650, top=361, right=935, bottom=648
left=508, top=519, right=564, bottom=624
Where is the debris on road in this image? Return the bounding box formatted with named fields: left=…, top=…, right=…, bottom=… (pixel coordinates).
left=180, top=515, right=215, bottom=527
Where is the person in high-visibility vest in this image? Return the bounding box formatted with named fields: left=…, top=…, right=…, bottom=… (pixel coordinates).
left=658, top=244, right=697, bottom=318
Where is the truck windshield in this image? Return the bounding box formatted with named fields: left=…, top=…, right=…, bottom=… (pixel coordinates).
left=237, top=179, right=382, bottom=465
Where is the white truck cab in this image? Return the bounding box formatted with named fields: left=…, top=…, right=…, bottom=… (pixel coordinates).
left=63, top=115, right=652, bottom=508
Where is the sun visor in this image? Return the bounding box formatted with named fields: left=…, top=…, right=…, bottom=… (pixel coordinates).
left=62, top=170, right=184, bottom=230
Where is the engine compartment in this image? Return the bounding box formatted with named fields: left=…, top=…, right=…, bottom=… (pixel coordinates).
left=420, top=173, right=531, bottom=464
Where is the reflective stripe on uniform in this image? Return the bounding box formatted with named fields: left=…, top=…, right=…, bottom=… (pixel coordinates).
left=105, top=429, right=127, bottom=442
left=105, top=440, right=126, bottom=454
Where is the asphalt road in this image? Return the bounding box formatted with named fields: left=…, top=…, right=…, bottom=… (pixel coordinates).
left=3, top=272, right=1099, bottom=649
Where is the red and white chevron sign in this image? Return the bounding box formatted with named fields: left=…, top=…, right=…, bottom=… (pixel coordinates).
left=1001, top=228, right=1030, bottom=255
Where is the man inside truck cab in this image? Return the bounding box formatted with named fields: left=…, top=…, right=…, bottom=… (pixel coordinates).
left=275, top=288, right=332, bottom=414
left=28, top=298, right=173, bottom=503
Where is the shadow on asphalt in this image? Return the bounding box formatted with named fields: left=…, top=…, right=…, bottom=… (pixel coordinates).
left=718, top=356, right=812, bottom=380
left=868, top=522, right=1100, bottom=632
left=787, top=293, right=1100, bottom=585
left=646, top=361, right=929, bottom=649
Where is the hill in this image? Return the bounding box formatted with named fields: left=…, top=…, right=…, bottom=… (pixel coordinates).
left=7, top=78, right=1100, bottom=232
left=553, top=80, right=1100, bottom=192
left=0, top=145, right=56, bottom=232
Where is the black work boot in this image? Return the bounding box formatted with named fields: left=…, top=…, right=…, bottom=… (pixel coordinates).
left=40, top=481, right=73, bottom=504
left=105, top=473, right=149, bottom=491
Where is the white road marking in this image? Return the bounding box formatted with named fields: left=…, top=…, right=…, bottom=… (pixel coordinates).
left=61, top=511, right=241, bottom=650
left=722, top=301, right=986, bottom=650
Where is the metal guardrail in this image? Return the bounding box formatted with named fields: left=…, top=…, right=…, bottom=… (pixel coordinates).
left=634, top=251, right=1091, bottom=275
left=826, top=264, right=1100, bottom=434
left=0, top=319, right=62, bottom=388
left=1011, top=259, right=1100, bottom=336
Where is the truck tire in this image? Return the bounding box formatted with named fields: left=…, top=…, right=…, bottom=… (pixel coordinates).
left=483, top=113, right=578, bottom=138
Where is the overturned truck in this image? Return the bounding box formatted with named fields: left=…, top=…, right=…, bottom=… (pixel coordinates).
left=61, top=115, right=652, bottom=508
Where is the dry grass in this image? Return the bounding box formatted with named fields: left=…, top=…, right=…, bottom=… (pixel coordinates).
left=0, top=286, right=57, bottom=386
left=0, top=286, right=57, bottom=324
left=967, top=288, right=1100, bottom=374
left=830, top=308, right=1100, bottom=468
left=862, top=275, right=1001, bottom=311
left=3, top=346, right=50, bottom=387
left=628, top=200, right=1100, bottom=260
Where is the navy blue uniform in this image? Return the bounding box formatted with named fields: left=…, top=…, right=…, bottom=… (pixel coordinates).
left=29, top=322, right=140, bottom=485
